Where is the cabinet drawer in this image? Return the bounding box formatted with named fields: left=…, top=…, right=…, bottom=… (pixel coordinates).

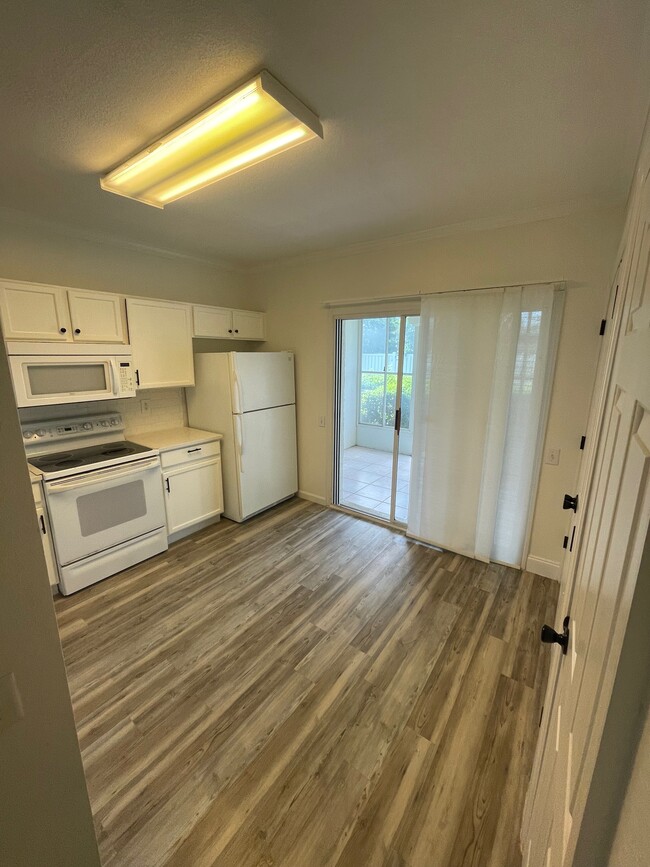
left=160, top=439, right=220, bottom=468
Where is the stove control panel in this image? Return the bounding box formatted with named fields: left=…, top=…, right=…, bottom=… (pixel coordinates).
left=22, top=413, right=124, bottom=442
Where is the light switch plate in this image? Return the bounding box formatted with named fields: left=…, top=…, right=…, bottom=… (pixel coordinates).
left=545, top=447, right=561, bottom=466
left=0, top=672, right=24, bottom=735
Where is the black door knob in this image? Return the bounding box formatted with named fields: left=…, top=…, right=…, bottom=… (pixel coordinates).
left=541, top=615, right=570, bottom=654
left=563, top=493, right=578, bottom=512
left=59, top=327, right=67, bottom=333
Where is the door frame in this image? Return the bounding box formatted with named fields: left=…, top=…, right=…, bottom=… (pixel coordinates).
left=522, top=127, right=650, bottom=864
left=326, top=300, right=421, bottom=526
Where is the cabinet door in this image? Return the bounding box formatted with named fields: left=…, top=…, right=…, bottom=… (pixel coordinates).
left=126, top=298, right=194, bottom=388
left=232, top=309, right=266, bottom=340
left=68, top=290, right=126, bottom=343
left=164, top=458, right=223, bottom=534
left=0, top=282, right=71, bottom=341
left=35, top=504, right=59, bottom=588
left=193, top=305, right=233, bottom=338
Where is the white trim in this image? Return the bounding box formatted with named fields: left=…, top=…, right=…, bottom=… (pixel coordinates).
left=297, top=489, right=327, bottom=506
left=525, top=555, right=561, bottom=581
left=249, top=198, right=620, bottom=272
left=323, top=280, right=565, bottom=310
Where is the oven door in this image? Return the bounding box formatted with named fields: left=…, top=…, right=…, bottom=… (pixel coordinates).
left=44, top=457, right=165, bottom=565
left=9, top=355, right=120, bottom=406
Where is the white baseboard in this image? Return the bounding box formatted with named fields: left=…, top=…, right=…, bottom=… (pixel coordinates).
left=526, top=555, right=561, bottom=582
left=298, top=490, right=327, bottom=506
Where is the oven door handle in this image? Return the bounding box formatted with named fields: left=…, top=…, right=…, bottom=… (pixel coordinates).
left=45, top=457, right=161, bottom=492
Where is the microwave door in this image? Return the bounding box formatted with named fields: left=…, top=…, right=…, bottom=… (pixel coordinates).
left=9, top=356, right=120, bottom=406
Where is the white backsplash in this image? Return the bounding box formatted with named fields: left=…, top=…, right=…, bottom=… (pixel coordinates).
left=18, top=388, right=188, bottom=435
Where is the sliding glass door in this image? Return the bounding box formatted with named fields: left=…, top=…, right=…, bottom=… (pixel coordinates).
left=333, top=314, right=419, bottom=525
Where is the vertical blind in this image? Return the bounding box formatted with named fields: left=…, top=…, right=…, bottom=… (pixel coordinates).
left=407, top=284, right=562, bottom=567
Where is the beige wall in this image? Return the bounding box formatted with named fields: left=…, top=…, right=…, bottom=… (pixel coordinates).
left=0, top=215, right=250, bottom=308
left=248, top=206, right=624, bottom=572
left=0, top=335, right=100, bottom=864
left=607, top=707, right=650, bottom=867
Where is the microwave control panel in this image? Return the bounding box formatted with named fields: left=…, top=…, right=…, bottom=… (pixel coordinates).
left=119, top=362, right=136, bottom=393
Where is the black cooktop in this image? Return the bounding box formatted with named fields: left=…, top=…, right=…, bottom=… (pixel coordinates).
left=29, top=441, right=153, bottom=472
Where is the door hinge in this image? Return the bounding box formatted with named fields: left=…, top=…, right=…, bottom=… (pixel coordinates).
left=599, top=319, right=607, bottom=336
left=562, top=535, right=569, bottom=549
left=579, top=435, right=586, bottom=450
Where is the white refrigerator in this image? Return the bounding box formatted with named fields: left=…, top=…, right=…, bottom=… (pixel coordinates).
left=186, top=351, right=298, bottom=522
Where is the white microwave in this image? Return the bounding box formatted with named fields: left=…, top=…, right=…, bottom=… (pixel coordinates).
left=6, top=341, right=137, bottom=407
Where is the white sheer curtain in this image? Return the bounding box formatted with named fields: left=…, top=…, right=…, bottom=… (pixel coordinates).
left=407, top=284, right=560, bottom=567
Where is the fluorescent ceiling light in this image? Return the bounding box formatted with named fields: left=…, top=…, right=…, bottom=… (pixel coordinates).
left=100, top=71, right=323, bottom=207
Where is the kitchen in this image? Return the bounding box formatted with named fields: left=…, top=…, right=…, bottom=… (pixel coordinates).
left=1, top=277, right=297, bottom=595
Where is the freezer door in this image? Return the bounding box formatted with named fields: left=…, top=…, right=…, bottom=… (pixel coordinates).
left=235, top=404, right=298, bottom=520
left=231, top=351, right=295, bottom=412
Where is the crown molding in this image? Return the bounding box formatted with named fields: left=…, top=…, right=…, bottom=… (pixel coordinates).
left=246, top=196, right=625, bottom=272
left=0, top=206, right=244, bottom=273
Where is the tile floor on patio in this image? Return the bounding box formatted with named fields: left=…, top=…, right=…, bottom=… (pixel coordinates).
left=339, top=446, right=411, bottom=523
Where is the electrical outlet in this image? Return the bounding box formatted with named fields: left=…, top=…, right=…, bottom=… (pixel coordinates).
left=140, top=399, right=151, bottom=414
left=0, top=672, right=24, bottom=735
left=318, top=415, right=326, bottom=428
left=545, top=447, right=561, bottom=466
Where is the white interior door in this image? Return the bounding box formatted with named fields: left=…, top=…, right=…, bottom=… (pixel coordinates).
left=237, top=404, right=298, bottom=519
left=524, top=154, right=650, bottom=867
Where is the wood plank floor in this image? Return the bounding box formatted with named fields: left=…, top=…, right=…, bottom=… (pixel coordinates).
left=55, top=498, right=558, bottom=867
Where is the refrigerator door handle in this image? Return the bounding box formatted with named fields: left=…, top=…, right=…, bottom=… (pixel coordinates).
left=233, top=369, right=244, bottom=414
left=235, top=414, right=244, bottom=473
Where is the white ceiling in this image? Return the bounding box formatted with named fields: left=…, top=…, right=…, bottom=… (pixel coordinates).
left=1, top=0, right=649, bottom=266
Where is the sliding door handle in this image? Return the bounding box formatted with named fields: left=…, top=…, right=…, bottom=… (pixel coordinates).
left=394, top=407, right=402, bottom=435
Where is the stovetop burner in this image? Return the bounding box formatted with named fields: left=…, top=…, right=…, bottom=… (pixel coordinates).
left=29, top=440, right=153, bottom=473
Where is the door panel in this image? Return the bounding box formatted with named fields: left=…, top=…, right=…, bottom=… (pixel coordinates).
left=68, top=290, right=125, bottom=343
left=335, top=315, right=417, bottom=526
left=238, top=404, right=298, bottom=519
left=524, top=151, right=650, bottom=865
left=0, top=282, right=71, bottom=341
left=232, top=351, right=295, bottom=412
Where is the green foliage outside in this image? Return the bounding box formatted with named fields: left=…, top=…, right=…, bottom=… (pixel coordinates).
left=360, top=373, right=413, bottom=428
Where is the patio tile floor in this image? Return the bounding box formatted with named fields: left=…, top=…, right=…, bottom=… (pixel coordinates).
left=339, top=446, right=411, bottom=523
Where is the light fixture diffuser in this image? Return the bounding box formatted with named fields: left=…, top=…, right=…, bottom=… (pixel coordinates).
left=100, top=71, right=323, bottom=207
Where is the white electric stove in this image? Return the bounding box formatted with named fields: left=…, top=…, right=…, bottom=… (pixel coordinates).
left=24, top=412, right=168, bottom=595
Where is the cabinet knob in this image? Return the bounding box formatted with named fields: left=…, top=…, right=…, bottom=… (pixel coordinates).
left=234, top=329, right=239, bottom=333
left=228, top=329, right=233, bottom=334
left=74, top=328, right=81, bottom=334
left=59, top=327, right=67, bottom=334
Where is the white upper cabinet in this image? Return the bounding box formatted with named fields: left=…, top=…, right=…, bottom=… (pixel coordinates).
left=126, top=298, right=194, bottom=389
left=192, top=304, right=266, bottom=341
left=0, top=281, right=72, bottom=341
left=193, top=305, right=234, bottom=339
left=232, top=309, right=266, bottom=340
left=0, top=280, right=127, bottom=343
left=67, top=290, right=126, bottom=343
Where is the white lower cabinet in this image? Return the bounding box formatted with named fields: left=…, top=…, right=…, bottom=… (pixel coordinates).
left=161, top=440, right=224, bottom=540
left=32, top=480, right=59, bottom=589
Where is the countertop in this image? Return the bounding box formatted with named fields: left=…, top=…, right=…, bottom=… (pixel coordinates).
left=129, top=426, right=223, bottom=452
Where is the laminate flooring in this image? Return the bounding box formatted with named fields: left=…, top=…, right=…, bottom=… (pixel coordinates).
left=55, top=498, right=558, bottom=867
